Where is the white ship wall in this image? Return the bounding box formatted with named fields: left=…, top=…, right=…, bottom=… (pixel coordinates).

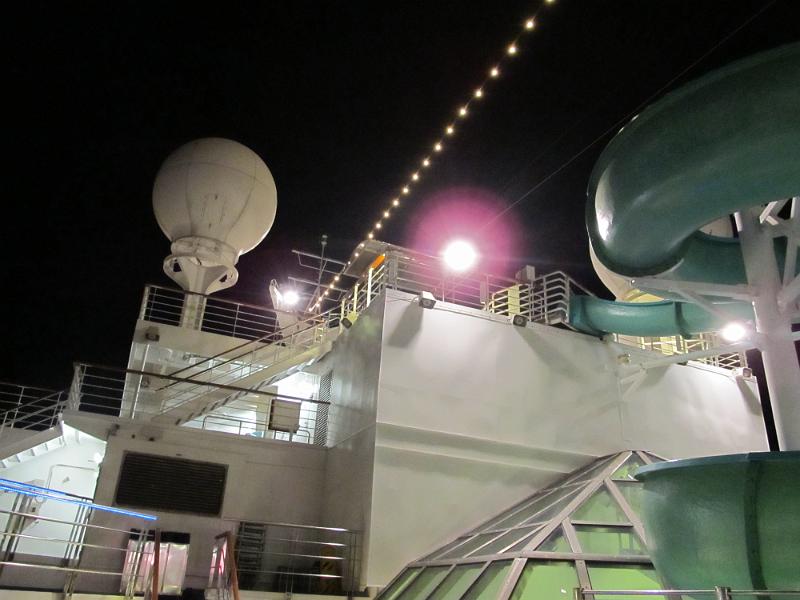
left=320, top=297, right=384, bottom=588
left=351, top=289, right=767, bottom=586
left=0, top=426, right=104, bottom=589
left=74, top=417, right=327, bottom=592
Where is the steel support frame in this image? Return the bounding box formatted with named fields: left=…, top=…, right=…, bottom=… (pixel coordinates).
left=736, top=206, right=800, bottom=450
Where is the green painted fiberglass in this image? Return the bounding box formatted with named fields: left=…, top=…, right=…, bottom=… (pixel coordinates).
left=636, top=452, right=800, bottom=590
left=571, top=42, right=800, bottom=337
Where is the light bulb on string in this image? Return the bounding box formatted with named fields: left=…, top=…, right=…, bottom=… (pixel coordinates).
left=446, top=126, right=454, bottom=135
left=525, top=18, right=535, bottom=29
left=459, top=106, right=468, bottom=117
left=490, top=66, right=500, bottom=77
left=384, top=211, right=390, bottom=218
left=434, top=143, right=442, bottom=152
left=393, top=199, right=400, bottom=206
left=474, top=88, right=483, bottom=98
left=422, top=158, right=430, bottom=167
left=402, top=186, right=410, bottom=194
left=508, top=44, right=517, bottom=55
left=412, top=172, right=419, bottom=181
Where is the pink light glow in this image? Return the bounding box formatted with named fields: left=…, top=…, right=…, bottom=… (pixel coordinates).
left=404, top=186, right=521, bottom=275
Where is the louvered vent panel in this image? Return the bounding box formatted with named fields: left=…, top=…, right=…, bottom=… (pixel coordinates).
left=115, top=452, right=227, bottom=515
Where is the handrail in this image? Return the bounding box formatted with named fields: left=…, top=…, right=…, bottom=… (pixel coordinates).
left=145, top=282, right=297, bottom=318
left=158, top=302, right=339, bottom=386
left=73, top=363, right=319, bottom=405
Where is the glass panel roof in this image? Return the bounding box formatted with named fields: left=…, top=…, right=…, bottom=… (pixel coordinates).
left=611, top=454, right=647, bottom=481
left=472, top=525, right=540, bottom=557
left=428, top=564, right=484, bottom=600
left=510, top=561, right=579, bottom=600
left=537, top=527, right=572, bottom=553
left=613, top=481, right=643, bottom=515
left=586, top=564, right=663, bottom=600
left=572, top=488, right=629, bottom=524
left=382, top=568, right=422, bottom=600
left=461, top=561, right=512, bottom=600
left=574, top=525, right=645, bottom=556
left=397, top=567, right=450, bottom=600
left=384, top=451, right=666, bottom=600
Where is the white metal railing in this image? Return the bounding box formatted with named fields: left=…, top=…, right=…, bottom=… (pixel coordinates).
left=70, top=364, right=332, bottom=446
left=148, top=306, right=340, bottom=420
left=141, top=284, right=301, bottom=341
left=0, top=382, right=67, bottom=439
left=227, top=520, right=360, bottom=596
left=337, top=250, right=592, bottom=329
left=0, top=478, right=158, bottom=599
left=613, top=332, right=748, bottom=370
left=575, top=587, right=800, bottom=600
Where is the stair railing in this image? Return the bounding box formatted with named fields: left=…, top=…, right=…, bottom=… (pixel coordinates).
left=151, top=305, right=341, bottom=416
left=0, top=384, right=68, bottom=440
left=209, top=531, right=241, bottom=600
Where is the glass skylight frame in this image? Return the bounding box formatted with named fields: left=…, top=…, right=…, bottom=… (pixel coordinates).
left=380, top=451, right=666, bottom=600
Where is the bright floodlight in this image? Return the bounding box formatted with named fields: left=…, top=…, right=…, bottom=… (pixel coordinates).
left=720, top=322, right=747, bottom=342
left=443, top=240, right=478, bottom=272
left=283, top=290, right=300, bottom=307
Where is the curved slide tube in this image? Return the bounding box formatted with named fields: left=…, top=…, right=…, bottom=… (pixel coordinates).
left=569, top=43, right=800, bottom=337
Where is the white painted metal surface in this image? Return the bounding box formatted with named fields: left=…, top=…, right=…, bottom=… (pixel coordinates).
left=153, top=138, right=278, bottom=294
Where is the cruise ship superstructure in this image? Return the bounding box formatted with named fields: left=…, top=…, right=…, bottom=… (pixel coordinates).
left=0, top=43, right=798, bottom=600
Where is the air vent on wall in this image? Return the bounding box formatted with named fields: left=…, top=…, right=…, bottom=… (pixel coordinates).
left=115, top=452, right=227, bottom=516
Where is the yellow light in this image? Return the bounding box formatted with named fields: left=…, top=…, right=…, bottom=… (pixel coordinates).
left=324, top=290, right=329, bottom=296
left=402, top=186, right=410, bottom=194
left=384, top=211, right=390, bottom=218
left=359, top=242, right=365, bottom=247
left=525, top=18, right=535, bottom=29
left=354, top=253, right=359, bottom=257
left=392, top=198, right=400, bottom=206
left=434, top=142, right=443, bottom=152
left=376, top=222, right=382, bottom=229
left=508, top=44, right=517, bottom=55
left=546, top=0, right=555, bottom=4
left=334, top=275, right=340, bottom=281
left=474, top=88, right=483, bottom=98
left=490, top=66, right=500, bottom=77
left=422, top=158, right=430, bottom=167
left=368, top=232, right=374, bottom=239
left=446, top=126, right=454, bottom=135
left=412, top=172, right=419, bottom=181
left=459, top=106, right=468, bottom=117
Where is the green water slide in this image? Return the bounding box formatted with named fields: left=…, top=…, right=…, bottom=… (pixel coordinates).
left=569, top=43, right=800, bottom=337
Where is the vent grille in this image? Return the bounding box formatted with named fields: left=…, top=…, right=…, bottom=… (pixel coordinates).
left=115, top=452, right=227, bottom=515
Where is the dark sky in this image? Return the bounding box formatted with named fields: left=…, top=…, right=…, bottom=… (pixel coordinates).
left=4, top=1, right=799, bottom=389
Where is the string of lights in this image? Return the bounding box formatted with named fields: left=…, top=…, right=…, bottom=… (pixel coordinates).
left=310, top=0, right=558, bottom=311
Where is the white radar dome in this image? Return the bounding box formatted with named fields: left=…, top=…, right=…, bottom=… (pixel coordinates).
left=153, top=138, right=277, bottom=294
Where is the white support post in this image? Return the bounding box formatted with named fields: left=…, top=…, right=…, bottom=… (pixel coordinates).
left=736, top=208, right=800, bottom=450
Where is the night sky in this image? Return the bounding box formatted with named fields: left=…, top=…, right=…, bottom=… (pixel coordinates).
left=4, top=1, right=799, bottom=392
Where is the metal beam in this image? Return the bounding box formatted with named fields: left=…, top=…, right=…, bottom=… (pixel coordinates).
left=630, top=277, right=756, bottom=301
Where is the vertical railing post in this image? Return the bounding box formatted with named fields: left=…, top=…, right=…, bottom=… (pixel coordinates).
left=13, top=386, right=23, bottom=425
left=68, top=364, right=85, bottom=411
left=139, top=286, right=150, bottom=321
left=151, top=529, right=161, bottom=600
left=366, top=268, right=373, bottom=307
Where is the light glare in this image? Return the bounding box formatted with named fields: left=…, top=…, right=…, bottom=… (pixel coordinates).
left=720, top=322, right=748, bottom=342
left=442, top=240, right=478, bottom=272
left=283, top=289, right=300, bottom=306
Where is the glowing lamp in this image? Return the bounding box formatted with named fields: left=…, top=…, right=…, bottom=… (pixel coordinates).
left=720, top=322, right=748, bottom=342
left=442, top=240, right=478, bottom=272
left=283, top=290, right=300, bottom=306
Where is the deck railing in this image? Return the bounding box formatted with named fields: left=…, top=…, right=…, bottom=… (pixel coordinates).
left=223, top=520, right=360, bottom=596
left=0, top=478, right=158, bottom=599
left=0, top=383, right=67, bottom=439
left=70, top=363, right=332, bottom=446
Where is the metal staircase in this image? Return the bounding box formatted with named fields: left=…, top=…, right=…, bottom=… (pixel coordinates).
left=149, top=307, right=339, bottom=426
